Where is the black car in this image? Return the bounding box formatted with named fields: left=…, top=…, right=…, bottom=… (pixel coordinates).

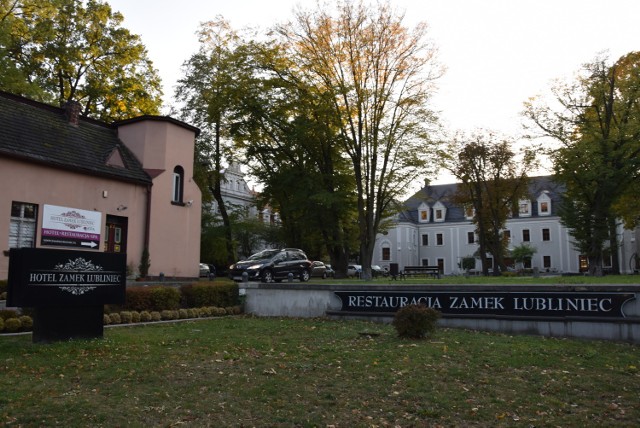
left=229, top=248, right=312, bottom=283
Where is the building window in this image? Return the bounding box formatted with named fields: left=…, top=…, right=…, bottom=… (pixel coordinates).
left=543, top=255, right=551, bottom=269
left=437, top=258, right=444, bottom=272
left=464, top=206, right=474, bottom=220
left=519, top=199, right=531, bottom=217
left=421, top=259, right=429, bottom=266
left=172, top=166, right=184, bottom=203
left=542, top=228, right=550, bottom=241
left=522, top=229, right=530, bottom=242
left=503, top=230, right=511, bottom=243
left=9, top=201, right=37, bottom=248
left=421, top=234, right=429, bottom=246
left=435, top=209, right=443, bottom=220
left=540, top=201, right=549, bottom=214
left=467, top=231, right=475, bottom=244
left=382, top=247, right=390, bottom=261
left=436, top=233, right=443, bottom=246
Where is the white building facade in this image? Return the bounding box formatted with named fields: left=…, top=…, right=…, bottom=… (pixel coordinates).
left=372, top=176, right=639, bottom=275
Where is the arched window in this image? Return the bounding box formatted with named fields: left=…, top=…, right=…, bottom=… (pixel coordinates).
left=172, top=166, right=184, bottom=203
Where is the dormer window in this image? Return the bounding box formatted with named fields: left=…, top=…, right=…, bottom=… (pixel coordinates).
left=433, top=201, right=446, bottom=223
left=518, top=199, right=531, bottom=217
left=537, top=192, right=552, bottom=216
left=172, top=165, right=184, bottom=203
left=418, top=203, right=430, bottom=223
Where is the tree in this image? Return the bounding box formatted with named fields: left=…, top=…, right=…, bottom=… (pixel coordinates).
left=231, top=46, right=359, bottom=276
left=524, top=52, right=640, bottom=275
left=276, top=0, right=443, bottom=279
left=175, top=18, right=253, bottom=267
left=0, top=0, right=162, bottom=121
left=510, top=244, right=536, bottom=272
left=450, top=132, right=536, bottom=276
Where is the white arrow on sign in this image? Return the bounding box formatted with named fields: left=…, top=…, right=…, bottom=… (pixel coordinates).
left=81, top=241, right=98, bottom=248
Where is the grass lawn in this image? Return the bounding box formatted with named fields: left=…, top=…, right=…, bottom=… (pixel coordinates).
left=1, top=316, right=638, bottom=427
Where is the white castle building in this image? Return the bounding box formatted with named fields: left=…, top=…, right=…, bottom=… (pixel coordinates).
left=372, top=176, right=640, bottom=275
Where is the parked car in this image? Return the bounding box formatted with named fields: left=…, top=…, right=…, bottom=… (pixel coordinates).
left=371, top=265, right=386, bottom=277
left=324, top=264, right=335, bottom=278
left=229, top=248, right=312, bottom=283
left=310, top=261, right=328, bottom=279
left=199, top=263, right=210, bottom=277
left=347, top=264, right=362, bottom=278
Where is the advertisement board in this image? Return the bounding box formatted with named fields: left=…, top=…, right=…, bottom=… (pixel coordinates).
left=41, top=204, right=101, bottom=249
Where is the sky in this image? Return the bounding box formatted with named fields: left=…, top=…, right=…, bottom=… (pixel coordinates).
left=108, top=0, right=640, bottom=183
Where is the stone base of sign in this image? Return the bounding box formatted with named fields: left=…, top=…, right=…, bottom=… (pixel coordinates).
left=239, top=282, right=640, bottom=343
left=32, top=305, right=104, bottom=343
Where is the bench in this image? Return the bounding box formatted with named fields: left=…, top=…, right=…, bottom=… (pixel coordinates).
left=400, top=266, right=440, bottom=279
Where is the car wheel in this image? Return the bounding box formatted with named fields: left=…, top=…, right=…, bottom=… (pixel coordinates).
left=300, top=269, right=310, bottom=282
left=261, top=269, right=274, bottom=283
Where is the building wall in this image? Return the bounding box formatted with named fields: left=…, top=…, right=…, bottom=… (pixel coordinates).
left=0, top=157, right=147, bottom=279
left=373, top=211, right=638, bottom=275
left=117, top=120, right=202, bottom=278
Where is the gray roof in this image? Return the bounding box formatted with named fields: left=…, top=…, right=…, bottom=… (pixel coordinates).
left=0, top=91, right=151, bottom=184
left=399, top=176, right=565, bottom=224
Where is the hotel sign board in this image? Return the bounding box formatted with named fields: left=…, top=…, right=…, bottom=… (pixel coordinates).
left=41, top=204, right=101, bottom=249
left=335, top=291, right=636, bottom=319
left=7, top=248, right=125, bottom=307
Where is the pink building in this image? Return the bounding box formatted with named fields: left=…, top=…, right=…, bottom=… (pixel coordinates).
left=0, top=92, right=202, bottom=280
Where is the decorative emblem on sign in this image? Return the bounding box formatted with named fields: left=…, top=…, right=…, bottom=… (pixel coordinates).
left=55, top=257, right=104, bottom=272
left=59, top=285, right=96, bottom=295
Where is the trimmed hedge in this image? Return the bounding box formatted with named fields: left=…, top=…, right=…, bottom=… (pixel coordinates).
left=124, top=286, right=181, bottom=312
left=179, top=282, right=239, bottom=308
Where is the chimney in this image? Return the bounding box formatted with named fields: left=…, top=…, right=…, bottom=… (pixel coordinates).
left=64, top=100, right=82, bottom=126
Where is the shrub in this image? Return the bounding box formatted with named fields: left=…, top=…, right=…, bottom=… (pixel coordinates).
left=140, top=311, right=152, bottom=322
left=180, top=283, right=239, bottom=308
left=160, top=310, right=177, bottom=321
left=178, top=308, right=189, bottom=319
left=4, top=317, right=22, bottom=333
left=18, top=315, right=33, bottom=330
left=103, top=314, right=111, bottom=325
left=125, top=286, right=180, bottom=311
left=0, top=318, right=4, bottom=332
left=120, top=311, right=133, bottom=324
left=130, top=311, right=141, bottom=323
left=0, top=279, right=7, bottom=295
left=392, top=304, right=441, bottom=339
left=0, top=309, right=19, bottom=320
left=150, top=311, right=162, bottom=322
left=109, top=313, right=121, bottom=324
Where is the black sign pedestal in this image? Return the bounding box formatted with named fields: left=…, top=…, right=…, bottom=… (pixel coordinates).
left=33, top=305, right=104, bottom=343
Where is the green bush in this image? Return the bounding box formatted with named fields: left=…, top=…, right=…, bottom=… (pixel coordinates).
left=0, top=279, right=7, bottom=295
left=140, top=311, right=152, bottom=322
left=130, top=311, right=141, bottom=323
left=4, top=317, right=21, bottom=333
left=103, top=314, right=111, bottom=325
left=125, top=286, right=180, bottom=311
left=392, top=304, right=441, bottom=339
left=160, top=310, right=176, bottom=321
left=109, top=313, right=121, bottom=324
left=0, top=309, right=19, bottom=320
left=180, top=283, right=239, bottom=308
left=120, top=311, right=133, bottom=324
left=18, top=315, right=33, bottom=330
left=0, top=318, right=4, bottom=332
left=150, top=311, right=161, bottom=322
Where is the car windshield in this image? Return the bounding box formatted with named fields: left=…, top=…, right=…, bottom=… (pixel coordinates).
left=246, top=249, right=281, bottom=261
